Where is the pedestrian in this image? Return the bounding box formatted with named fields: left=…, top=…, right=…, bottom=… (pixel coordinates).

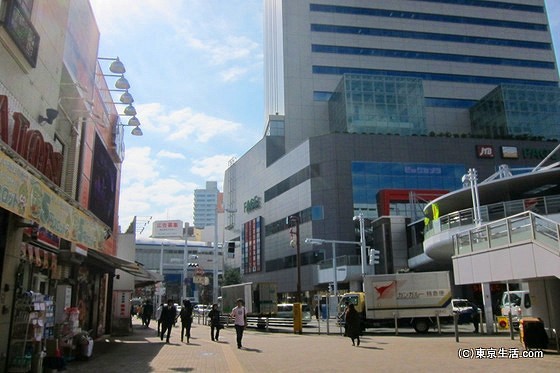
left=208, top=303, right=222, bottom=342
left=344, top=303, right=361, bottom=346
left=160, top=299, right=177, bottom=343
left=470, top=303, right=480, bottom=333
left=230, top=298, right=247, bottom=349
left=142, top=300, right=154, bottom=327
left=155, top=303, right=163, bottom=336
left=180, top=299, right=193, bottom=343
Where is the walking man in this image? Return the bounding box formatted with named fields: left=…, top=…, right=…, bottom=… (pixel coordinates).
left=179, top=299, right=193, bottom=343
left=230, top=298, right=247, bottom=349
left=208, top=303, right=222, bottom=342
left=155, top=303, right=163, bottom=336
left=160, top=299, right=177, bottom=343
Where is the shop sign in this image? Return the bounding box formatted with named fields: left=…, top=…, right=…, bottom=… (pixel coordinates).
left=522, top=147, right=558, bottom=160
left=501, top=146, right=518, bottom=159
left=0, top=151, right=107, bottom=250
left=476, top=145, right=494, bottom=158
left=152, top=220, right=183, bottom=238
left=0, top=95, right=64, bottom=186
left=244, top=196, right=261, bottom=213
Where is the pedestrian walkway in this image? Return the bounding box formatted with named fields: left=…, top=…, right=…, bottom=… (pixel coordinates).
left=66, top=318, right=559, bottom=372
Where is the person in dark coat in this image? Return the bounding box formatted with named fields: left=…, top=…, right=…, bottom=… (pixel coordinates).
left=179, top=299, right=193, bottom=343
left=160, top=299, right=177, bottom=343
left=142, top=300, right=154, bottom=327
left=344, top=303, right=361, bottom=346
left=208, top=303, right=222, bottom=342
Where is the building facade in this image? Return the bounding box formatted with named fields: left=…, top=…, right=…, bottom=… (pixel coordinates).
left=223, top=0, right=560, bottom=300
left=193, top=181, right=222, bottom=229
left=0, top=0, right=140, bottom=368
left=135, top=237, right=223, bottom=305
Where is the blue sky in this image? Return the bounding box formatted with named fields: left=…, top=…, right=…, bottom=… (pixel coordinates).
left=90, top=0, right=560, bottom=237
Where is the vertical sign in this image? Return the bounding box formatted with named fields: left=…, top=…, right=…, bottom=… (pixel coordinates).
left=242, top=216, right=262, bottom=274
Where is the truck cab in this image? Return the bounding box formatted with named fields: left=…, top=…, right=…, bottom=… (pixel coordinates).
left=337, top=293, right=367, bottom=327
left=500, top=290, right=532, bottom=329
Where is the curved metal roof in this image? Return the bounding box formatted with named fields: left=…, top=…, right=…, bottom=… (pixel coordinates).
left=424, top=166, right=560, bottom=219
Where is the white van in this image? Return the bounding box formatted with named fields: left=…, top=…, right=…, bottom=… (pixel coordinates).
left=277, top=303, right=312, bottom=325
left=500, top=290, right=532, bottom=329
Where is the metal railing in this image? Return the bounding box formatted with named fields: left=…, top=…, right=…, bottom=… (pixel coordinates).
left=425, top=194, right=560, bottom=240
left=453, top=211, right=560, bottom=256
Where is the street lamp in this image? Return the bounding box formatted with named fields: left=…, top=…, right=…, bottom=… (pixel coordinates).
left=353, top=213, right=368, bottom=289
left=288, top=215, right=302, bottom=304
left=462, top=168, right=481, bottom=227
left=212, top=203, right=219, bottom=304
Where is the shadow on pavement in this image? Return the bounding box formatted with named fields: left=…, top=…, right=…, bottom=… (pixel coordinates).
left=68, top=320, right=163, bottom=370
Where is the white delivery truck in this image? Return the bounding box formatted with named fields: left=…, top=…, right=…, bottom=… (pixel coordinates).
left=499, top=290, right=532, bottom=330
left=220, top=282, right=278, bottom=328
left=338, top=271, right=453, bottom=333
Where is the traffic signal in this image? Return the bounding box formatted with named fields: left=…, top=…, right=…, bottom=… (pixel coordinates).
left=369, top=248, right=380, bottom=265
left=187, top=263, right=199, bottom=268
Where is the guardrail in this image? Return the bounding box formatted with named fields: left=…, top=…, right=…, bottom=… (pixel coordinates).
left=454, top=211, right=560, bottom=256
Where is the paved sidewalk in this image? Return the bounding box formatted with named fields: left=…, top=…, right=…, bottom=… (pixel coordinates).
left=66, top=318, right=559, bottom=372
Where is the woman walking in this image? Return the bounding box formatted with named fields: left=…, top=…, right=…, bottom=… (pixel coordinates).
left=344, top=303, right=362, bottom=346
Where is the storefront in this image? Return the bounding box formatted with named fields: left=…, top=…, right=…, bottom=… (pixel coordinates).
left=0, top=145, right=115, bottom=371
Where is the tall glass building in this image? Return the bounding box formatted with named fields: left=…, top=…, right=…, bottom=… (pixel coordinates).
left=224, top=0, right=560, bottom=298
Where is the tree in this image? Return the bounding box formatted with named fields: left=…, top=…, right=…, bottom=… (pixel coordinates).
left=222, top=267, right=241, bottom=286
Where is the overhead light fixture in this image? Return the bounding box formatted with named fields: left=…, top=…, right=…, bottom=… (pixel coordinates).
left=99, top=56, right=126, bottom=74
left=119, top=122, right=143, bottom=136
left=127, top=116, right=140, bottom=127
left=120, top=90, right=134, bottom=104
left=114, top=76, right=130, bottom=90
left=99, top=56, right=144, bottom=138
left=38, top=108, right=59, bottom=125
left=123, top=104, right=137, bottom=116
left=130, top=126, right=143, bottom=136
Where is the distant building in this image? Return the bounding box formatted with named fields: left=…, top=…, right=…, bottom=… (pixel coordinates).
left=194, top=181, right=223, bottom=229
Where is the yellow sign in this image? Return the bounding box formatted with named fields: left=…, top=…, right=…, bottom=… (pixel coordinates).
left=0, top=151, right=108, bottom=250
left=496, top=316, right=509, bottom=330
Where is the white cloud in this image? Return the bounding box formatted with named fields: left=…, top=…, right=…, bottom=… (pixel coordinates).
left=135, top=103, right=242, bottom=143
left=120, top=147, right=159, bottom=184
left=157, top=150, right=186, bottom=159
left=190, top=154, right=236, bottom=180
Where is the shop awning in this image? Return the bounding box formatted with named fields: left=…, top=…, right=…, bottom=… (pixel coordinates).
left=87, top=249, right=162, bottom=283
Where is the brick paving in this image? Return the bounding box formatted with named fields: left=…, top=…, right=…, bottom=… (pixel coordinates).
left=65, top=317, right=559, bottom=372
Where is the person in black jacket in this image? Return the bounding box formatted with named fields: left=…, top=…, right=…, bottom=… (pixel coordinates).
left=179, top=299, right=193, bottom=343
left=344, top=303, right=361, bottom=346
left=142, top=300, right=154, bottom=327
left=160, top=299, right=177, bottom=343
left=208, top=303, right=222, bottom=342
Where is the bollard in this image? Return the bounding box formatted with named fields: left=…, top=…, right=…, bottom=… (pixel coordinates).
left=508, top=312, right=514, bottom=340
left=454, top=312, right=459, bottom=342
left=436, top=313, right=441, bottom=334
left=553, top=328, right=559, bottom=353
left=394, top=313, right=398, bottom=336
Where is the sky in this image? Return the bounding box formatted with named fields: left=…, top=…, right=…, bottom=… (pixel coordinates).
left=89, top=0, right=560, bottom=237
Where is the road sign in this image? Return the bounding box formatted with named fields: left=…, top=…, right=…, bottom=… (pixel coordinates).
left=194, top=275, right=209, bottom=285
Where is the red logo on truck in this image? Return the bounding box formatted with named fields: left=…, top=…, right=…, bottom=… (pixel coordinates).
left=374, top=282, right=395, bottom=299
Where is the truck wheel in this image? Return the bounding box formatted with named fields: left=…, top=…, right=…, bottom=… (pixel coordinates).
left=413, top=319, right=430, bottom=334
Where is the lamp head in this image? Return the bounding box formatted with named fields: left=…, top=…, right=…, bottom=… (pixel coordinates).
left=130, top=126, right=143, bottom=136
left=38, top=108, right=59, bottom=125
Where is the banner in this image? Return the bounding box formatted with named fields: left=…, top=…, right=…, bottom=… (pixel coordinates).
left=0, top=151, right=107, bottom=250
